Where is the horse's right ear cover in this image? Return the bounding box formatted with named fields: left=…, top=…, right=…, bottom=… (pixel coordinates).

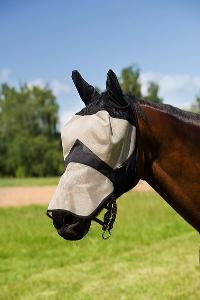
left=72, top=70, right=99, bottom=105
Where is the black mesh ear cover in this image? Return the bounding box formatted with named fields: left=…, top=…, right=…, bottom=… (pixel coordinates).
left=72, top=70, right=99, bottom=105
left=106, top=69, right=127, bottom=107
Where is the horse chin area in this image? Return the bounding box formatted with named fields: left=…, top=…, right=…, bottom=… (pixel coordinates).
left=51, top=211, right=92, bottom=241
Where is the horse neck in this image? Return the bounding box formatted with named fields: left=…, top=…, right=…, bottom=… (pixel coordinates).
left=137, top=102, right=200, bottom=232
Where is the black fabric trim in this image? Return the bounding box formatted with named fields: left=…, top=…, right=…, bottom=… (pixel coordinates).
left=76, top=92, right=136, bottom=126
left=76, top=108, right=136, bottom=127
left=114, top=145, right=138, bottom=198
left=64, top=139, right=115, bottom=184
left=47, top=190, right=115, bottom=219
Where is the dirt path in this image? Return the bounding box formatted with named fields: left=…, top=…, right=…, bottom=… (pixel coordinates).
left=0, top=186, right=56, bottom=207
left=0, top=181, right=152, bottom=207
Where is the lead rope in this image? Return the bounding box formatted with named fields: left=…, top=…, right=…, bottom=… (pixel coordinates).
left=102, top=196, right=117, bottom=239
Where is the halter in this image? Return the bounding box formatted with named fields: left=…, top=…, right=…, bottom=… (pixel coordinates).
left=93, top=195, right=117, bottom=239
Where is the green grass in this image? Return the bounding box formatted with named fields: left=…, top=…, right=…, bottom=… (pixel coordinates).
left=0, top=177, right=59, bottom=187
left=0, top=191, right=199, bottom=300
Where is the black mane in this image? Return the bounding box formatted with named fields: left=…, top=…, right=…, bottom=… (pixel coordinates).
left=132, top=97, right=200, bottom=126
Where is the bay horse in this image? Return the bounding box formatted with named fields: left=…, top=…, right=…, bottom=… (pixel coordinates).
left=48, top=70, right=200, bottom=240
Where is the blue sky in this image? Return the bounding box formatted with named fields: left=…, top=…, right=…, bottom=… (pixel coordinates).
left=0, top=0, right=200, bottom=125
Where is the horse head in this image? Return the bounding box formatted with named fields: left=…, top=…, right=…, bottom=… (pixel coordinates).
left=47, top=70, right=140, bottom=240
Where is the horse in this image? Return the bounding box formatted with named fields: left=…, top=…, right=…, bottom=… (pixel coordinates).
left=47, top=69, right=200, bottom=240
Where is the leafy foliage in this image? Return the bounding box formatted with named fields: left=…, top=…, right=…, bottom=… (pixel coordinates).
left=119, top=65, right=142, bottom=98
left=191, top=95, right=200, bottom=113
left=144, top=81, right=163, bottom=104
left=0, top=83, right=64, bottom=177
left=119, top=65, right=163, bottom=103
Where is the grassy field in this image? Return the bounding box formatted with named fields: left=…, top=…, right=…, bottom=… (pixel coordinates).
left=0, top=191, right=199, bottom=300
left=0, top=177, right=59, bottom=187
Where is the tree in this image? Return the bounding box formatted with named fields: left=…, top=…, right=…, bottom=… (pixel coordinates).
left=145, top=81, right=163, bottom=104
left=119, top=66, right=142, bottom=97
left=191, top=95, right=200, bottom=113
left=0, top=83, right=64, bottom=177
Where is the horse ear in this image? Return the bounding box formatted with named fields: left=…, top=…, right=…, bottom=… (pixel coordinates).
left=106, top=69, right=127, bottom=106
left=72, top=70, right=99, bottom=105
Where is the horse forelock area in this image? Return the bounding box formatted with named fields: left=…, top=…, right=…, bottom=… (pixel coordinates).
left=135, top=98, right=200, bottom=127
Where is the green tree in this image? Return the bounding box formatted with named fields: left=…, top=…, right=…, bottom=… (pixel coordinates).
left=119, top=66, right=142, bottom=97
left=145, top=81, right=163, bottom=104
left=191, top=95, right=200, bottom=113
left=0, top=83, right=64, bottom=177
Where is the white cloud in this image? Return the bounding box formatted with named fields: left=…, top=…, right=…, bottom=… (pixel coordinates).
left=59, top=110, right=76, bottom=129
left=27, top=78, right=45, bottom=89
left=0, top=69, right=12, bottom=82
left=4, top=69, right=200, bottom=110
left=50, top=80, right=70, bottom=97
left=27, top=78, right=70, bottom=97
left=140, top=72, right=200, bottom=108
left=58, top=72, right=200, bottom=130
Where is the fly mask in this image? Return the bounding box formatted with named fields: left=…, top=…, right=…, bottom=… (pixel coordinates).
left=47, top=70, right=139, bottom=240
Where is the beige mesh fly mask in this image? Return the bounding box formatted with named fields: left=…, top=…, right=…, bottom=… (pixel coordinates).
left=48, top=110, right=136, bottom=214
left=47, top=70, right=139, bottom=240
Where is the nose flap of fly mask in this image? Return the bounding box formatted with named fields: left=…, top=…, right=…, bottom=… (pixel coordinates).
left=48, top=162, right=114, bottom=217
